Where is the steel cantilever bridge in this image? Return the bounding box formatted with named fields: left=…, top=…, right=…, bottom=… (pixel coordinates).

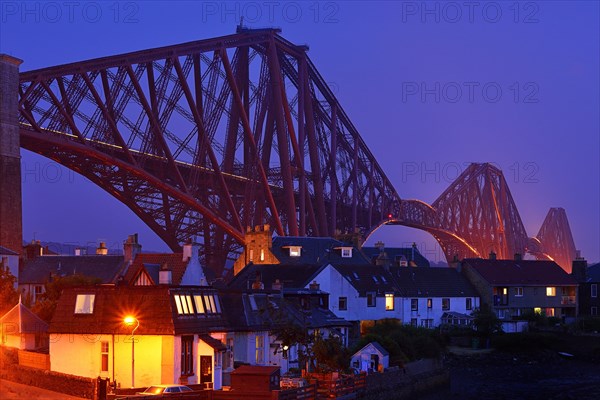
left=16, top=28, right=576, bottom=276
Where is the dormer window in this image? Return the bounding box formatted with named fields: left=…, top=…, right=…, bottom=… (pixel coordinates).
left=341, top=248, right=352, bottom=258
left=289, top=246, right=301, bottom=257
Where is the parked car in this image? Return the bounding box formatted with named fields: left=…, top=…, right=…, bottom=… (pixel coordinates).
left=137, top=384, right=193, bottom=395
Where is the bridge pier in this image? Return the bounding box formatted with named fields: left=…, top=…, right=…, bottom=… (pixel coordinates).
left=0, top=54, right=23, bottom=255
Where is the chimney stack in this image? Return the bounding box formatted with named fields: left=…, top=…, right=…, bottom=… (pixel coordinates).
left=571, top=255, right=587, bottom=283
left=309, top=281, right=320, bottom=291
left=96, top=242, right=108, bottom=255
left=159, top=262, right=172, bottom=285
left=123, top=234, right=142, bottom=265
left=489, top=251, right=497, bottom=260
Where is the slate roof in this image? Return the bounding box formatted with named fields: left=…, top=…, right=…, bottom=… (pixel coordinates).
left=0, top=245, right=18, bottom=256
left=228, top=263, right=322, bottom=291
left=331, top=264, right=399, bottom=296
left=587, top=263, right=600, bottom=282
left=270, top=237, right=370, bottom=265
left=219, top=290, right=349, bottom=333
left=463, top=258, right=578, bottom=286
left=361, top=246, right=430, bottom=267
left=392, top=267, right=478, bottom=297
left=49, top=285, right=228, bottom=335
left=0, top=300, right=48, bottom=333
left=20, top=255, right=125, bottom=284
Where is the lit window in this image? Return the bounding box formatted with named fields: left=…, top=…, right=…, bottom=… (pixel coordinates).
left=289, top=246, right=301, bottom=257
left=427, top=298, right=432, bottom=309
left=385, top=294, right=394, bottom=311
left=592, top=284, right=597, bottom=298
left=515, top=287, right=523, bottom=297
left=260, top=249, right=265, bottom=261
left=466, top=298, right=472, bottom=310
left=249, top=249, right=254, bottom=261
left=74, top=294, right=95, bottom=314
left=534, top=307, right=542, bottom=315
left=502, top=288, right=508, bottom=295
left=341, top=248, right=352, bottom=258
left=255, top=335, right=264, bottom=364
left=194, top=295, right=205, bottom=314
left=338, top=297, right=347, bottom=311
left=100, top=341, right=109, bottom=372
left=546, top=287, right=556, bottom=297
left=545, top=308, right=555, bottom=317
left=204, top=295, right=215, bottom=313
left=366, top=292, right=376, bottom=307
left=442, top=298, right=450, bottom=311
left=174, top=295, right=194, bottom=315
left=411, top=298, right=418, bottom=311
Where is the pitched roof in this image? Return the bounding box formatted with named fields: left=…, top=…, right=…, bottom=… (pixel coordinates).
left=353, top=341, right=389, bottom=357
left=330, top=264, right=399, bottom=296
left=123, top=253, right=189, bottom=285
left=463, top=258, right=578, bottom=286
left=587, top=263, right=600, bottom=282
left=361, top=246, right=430, bottom=267
left=49, top=285, right=228, bottom=335
left=393, top=267, right=478, bottom=297
left=228, top=263, right=322, bottom=291
left=0, top=300, right=48, bottom=333
left=271, top=237, right=370, bottom=265
left=20, top=255, right=125, bottom=284
left=0, top=245, right=19, bottom=256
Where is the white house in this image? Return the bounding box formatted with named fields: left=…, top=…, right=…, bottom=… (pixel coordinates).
left=49, top=286, right=228, bottom=390
left=351, top=341, right=389, bottom=373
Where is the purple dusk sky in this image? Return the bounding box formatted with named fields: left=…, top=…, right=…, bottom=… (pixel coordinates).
left=1, top=1, right=598, bottom=263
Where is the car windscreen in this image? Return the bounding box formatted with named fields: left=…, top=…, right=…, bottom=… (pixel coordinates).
left=143, top=386, right=164, bottom=394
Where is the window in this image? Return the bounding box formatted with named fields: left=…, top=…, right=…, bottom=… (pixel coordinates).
left=289, top=246, right=301, bottom=257
left=545, top=308, right=555, bottom=317
left=546, top=287, right=556, bottom=297
left=174, top=295, right=194, bottom=315
left=411, top=298, right=418, bottom=311
left=255, top=335, right=264, bottom=364
left=366, top=292, right=376, bottom=307
left=515, top=287, right=523, bottom=297
left=427, top=298, right=432, bottom=309
left=592, top=306, right=598, bottom=316
left=592, top=284, right=598, bottom=298
left=410, top=318, right=417, bottom=327
left=534, top=307, right=542, bottom=315
left=385, top=294, right=394, bottom=311
left=338, top=297, right=347, bottom=311
left=193, top=295, right=205, bottom=314
left=341, top=248, right=352, bottom=258
left=249, top=249, right=254, bottom=261
left=100, top=341, right=109, bottom=372
left=260, top=249, right=265, bottom=261
left=466, top=298, right=472, bottom=310
left=420, top=319, right=433, bottom=328
left=181, top=336, right=194, bottom=375
left=74, top=294, right=95, bottom=314
left=204, top=295, right=216, bottom=313
left=442, top=298, right=450, bottom=311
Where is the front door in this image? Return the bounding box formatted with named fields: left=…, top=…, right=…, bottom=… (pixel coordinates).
left=200, top=356, right=212, bottom=384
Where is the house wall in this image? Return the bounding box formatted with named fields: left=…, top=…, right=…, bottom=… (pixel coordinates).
left=579, top=282, right=600, bottom=316
left=19, top=283, right=45, bottom=305
left=50, top=334, right=164, bottom=388
left=311, top=265, right=402, bottom=322
left=401, top=296, right=480, bottom=327
left=492, top=285, right=577, bottom=319
left=232, top=331, right=270, bottom=366
left=1, top=254, right=19, bottom=287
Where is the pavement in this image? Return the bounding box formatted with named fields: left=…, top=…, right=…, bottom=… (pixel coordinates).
left=0, top=379, right=88, bottom=400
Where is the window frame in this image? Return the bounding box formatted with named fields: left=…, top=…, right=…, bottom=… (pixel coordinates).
left=74, top=294, right=96, bottom=314
left=466, top=298, right=472, bottom=311
left=338, top=296, right=347, bottom=311
left=515, top=287, right=523, bottom=297
left=546, top=287, right=556, bottom=297
left=427, top=298, right=432, bottom=309
left=592, top=284, right=598, bottom=298
left=366, top=292, right=376, bottom=307
left=385, top=293, right=394, bottom=311
left=181, top=335, right=194, bottom=376
left=100, top=341, right=109, bottom=372
left=411, top=298, right=418, bottom=312
left=442, top=298, right=450, bottom=311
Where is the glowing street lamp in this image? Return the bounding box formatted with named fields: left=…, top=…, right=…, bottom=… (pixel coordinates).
left=124, top=316, right=139, bottom=388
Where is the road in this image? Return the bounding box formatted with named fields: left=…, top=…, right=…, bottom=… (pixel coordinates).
left=0, top=379, right=87, bottom=400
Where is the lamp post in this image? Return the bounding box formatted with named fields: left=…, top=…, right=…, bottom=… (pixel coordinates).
left=124, top=316, right=139, bottom=388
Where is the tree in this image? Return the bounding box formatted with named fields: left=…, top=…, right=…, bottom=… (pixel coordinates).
left=0, top=265, right=18, bottom=315
left=472, top=304, right=502, bottom=338
left=312, top=335, right=351, bottom=372
left=32, top=274, right=101, bottom=322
